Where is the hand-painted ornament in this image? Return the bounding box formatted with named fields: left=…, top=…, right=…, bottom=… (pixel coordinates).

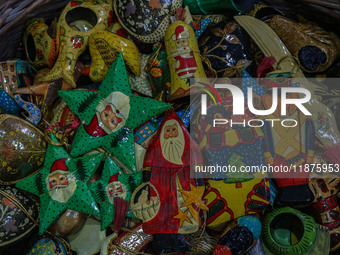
left=129, top=53, right=153, bottom=97
left=0, top=114, right=47, bottom=185
left=0, top=60, right=34, bottom=115
left=23, top=18, right=59, bottom=69
left=16, top=134, right=104, bottom=234
left=90, top=156, right=142, bottom=230
left=0, top=186, right=39, bottom=247
left=58, top=54, right=171, bottom=173
left=146, top=44, right=171, bottom=99
left=267, top=15, right=337, bottom=73
left=199, top=20, right=257, bottom=78
left=261, top=75, right=315, bottom=206
left=13, top=94, right=41, bottom=125
left=89, top=31, right=140, bottom=82
left=308, top=155, right=340, bottom=252
left=190, top=17, right=211, bottom=38
left=42, top=0, right=112, bottom=87
left=113, top=0, right=182, bottom=44
left=213, top=215, right=261, bottom=255
left=131, top=109, right=207, bottom=253
left=26, top=238, right=68, bottom=255
left=262, top=207, right=330, bottom=255
left=165, top=21, right=207, bottom=101
left=101, top=223, right=152, bottom=255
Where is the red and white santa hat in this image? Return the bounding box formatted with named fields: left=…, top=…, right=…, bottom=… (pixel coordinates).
left=172, top=25, right=190, bottom=41
left=49, top=158, right=69, bottom=176
left=108, top=172, right=120, bottom=185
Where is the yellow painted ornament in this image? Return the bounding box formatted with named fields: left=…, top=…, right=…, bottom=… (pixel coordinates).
left=89, top=31, right=140, bottom=83
left=43, top=0, right=112, bottom=87
left=165, top=21, right=207, bottom=101
left=24, top=18, right=59, bottom=69
left=204, top=172, right=271, bottom=231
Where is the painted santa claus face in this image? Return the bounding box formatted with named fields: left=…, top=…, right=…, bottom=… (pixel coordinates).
left=46, top=171, right=77, bottom=204
left=106, top=182, right=127, bottom=204
left=95, top=91, right=130, bottom=135
left=100, top=105, right=122, bottom=131
left=175, top=38, right=188, bottom=49
left=160, top=119, right=185, bottom=165
left=48, top=173, right=69, bottom=189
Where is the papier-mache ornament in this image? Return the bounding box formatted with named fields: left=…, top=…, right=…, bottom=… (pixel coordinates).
left=88, top=30, right=140, bottom=83
left=43, top=0, right=113, bottom=87
left=0, top=186, right=39, bottom=247
left=165, top=20, right=208, bottom=101
left=262, top=207, right=330, bottom=255
left=90, top=156, right=142, bottom=231
left=23, top=17, right=59, bottom=69
left=27, top=238, right=68, bottom=255
left=113, top=0, right=182, bottom=44
left=130, top=109, right=208, bottom=254
left=0, top=60, right=34, bottom=115
left=260, top=74, right=315, bottom=206
left=0, top=114, right=47, bottom=185
left=16, top=134, right=104, bottom=234
left=59, top=54, right=171, bottom=173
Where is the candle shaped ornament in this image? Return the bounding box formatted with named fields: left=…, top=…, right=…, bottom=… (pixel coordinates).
left=165, top=21, right=207, bottom=101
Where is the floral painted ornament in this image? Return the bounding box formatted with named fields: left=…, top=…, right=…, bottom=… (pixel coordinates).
left=90, top=156, right=142, bottom=230
left=58, top=54, right=171, bottom=173
left=42, top=0, right=112, bottom=87
left=16, top=134, right=104, bottom=234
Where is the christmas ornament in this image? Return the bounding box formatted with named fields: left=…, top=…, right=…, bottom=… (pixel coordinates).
left=58, top=54, right=171, bottom=173
left=90, top=156, right=142, bottom=230
left=42, top=0, right=112, bottom=87
left=0, top=60, right=34, bottom=115
left=199, top=20, right=257, bottom=78
left=16, top=134, right=104, bottom=234
left=0, top=114, right=47, bottom=185
left=213, top=215, right=261, bottom=255
left=130, top=109, right=207, bottom=254
left=27, top=238, right=68, bottom=255
left=113, top=0, right=182, bottom=44
left=165, top=21, right=207, bottom=101
left=89, top=30, right=140, bottom=82
left=129, top=53, right=153, bottom=96
left=267, top=15, right=337, bottom=73
left=262, top=207, right=330, bottom=255
left=184, top=0, right=254, bottom=14
left=0, top=186, right=39, bottom=247
left=23, top=17, right=59, bottom=69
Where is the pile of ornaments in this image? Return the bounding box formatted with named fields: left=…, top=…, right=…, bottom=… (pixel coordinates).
left=0, top=0, right=340, bottom=254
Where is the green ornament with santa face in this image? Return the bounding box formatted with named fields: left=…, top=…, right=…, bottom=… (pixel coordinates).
left=16, top=134, right=104, bottom=234
left=90, top=156, right=142, bottom=230
left=58, top=53, right=171, bottom=173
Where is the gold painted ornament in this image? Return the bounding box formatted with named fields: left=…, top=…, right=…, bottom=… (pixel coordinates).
left=89, top=31, right=140, bottom=82
left=24, top=18, right=59, bottom=69
left=43, top=0, right=112, bottom=87
left=0, top=114, right=46, bottom=185
left=165, top=21, right=207, bottom=101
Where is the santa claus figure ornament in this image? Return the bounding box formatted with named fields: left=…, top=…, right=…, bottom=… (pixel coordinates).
left=131, top=110, right=208, bottom=254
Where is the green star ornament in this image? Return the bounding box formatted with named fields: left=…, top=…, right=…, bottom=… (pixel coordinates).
left=90, top=156, right=142, bottom=230
left=58, top=53, right=171, bottom=173
left=16, top=134, right=104, bottom=234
